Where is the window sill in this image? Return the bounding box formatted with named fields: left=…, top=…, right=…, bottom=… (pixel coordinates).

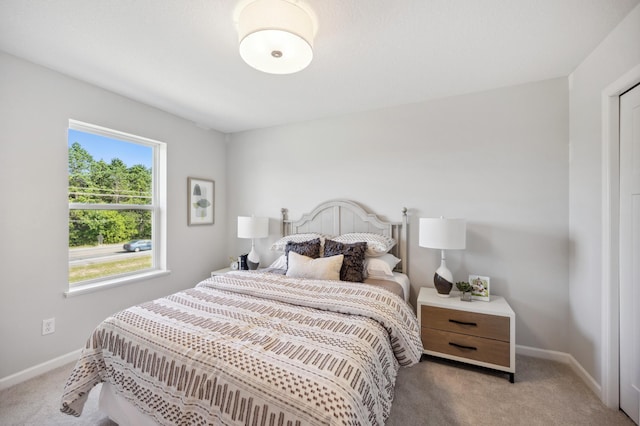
left=64, top=269, right=171, bottom=297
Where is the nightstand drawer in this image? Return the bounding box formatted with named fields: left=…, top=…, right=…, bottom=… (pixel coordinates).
left=421, top=305, right=509, bottom=342
left=421, top=328, right=510, bottom=367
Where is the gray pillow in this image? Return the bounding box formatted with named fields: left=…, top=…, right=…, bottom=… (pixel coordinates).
left=323, top=239, right=367, bottom=282
left=285, top=238, right=321, bottom=269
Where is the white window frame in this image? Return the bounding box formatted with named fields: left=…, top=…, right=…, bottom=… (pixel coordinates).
left=65, top=120, right=169, bottom=297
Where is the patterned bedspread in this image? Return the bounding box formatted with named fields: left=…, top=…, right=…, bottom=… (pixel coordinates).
left=60, top=271, right=423, bottom=425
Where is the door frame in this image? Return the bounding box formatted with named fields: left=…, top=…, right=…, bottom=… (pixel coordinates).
left=601, top=63, right=640, bottom=409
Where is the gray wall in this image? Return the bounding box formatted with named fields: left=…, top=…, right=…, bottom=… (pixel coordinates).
left=227, top=77, right=570, bottom=352
left=0, top=52, right=229, bottom=378
left=568, top=4, right=640, bottom=384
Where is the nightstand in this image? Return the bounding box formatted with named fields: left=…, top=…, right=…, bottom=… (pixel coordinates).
left=417, top=287, right=516, bottom=382
left=211, top=267, right=232, bottom=277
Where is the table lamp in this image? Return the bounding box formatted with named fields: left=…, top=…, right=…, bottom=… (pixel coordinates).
left=419, top=217, right=466, bottom=297
left=237, top=216, right=269, bottom=269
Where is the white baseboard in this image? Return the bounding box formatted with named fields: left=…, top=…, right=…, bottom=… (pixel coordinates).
left=516, top=344, right=601, bottom=397
left=0, top=348, right=82, bottom=391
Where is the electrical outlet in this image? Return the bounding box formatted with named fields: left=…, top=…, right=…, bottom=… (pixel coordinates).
left=42, top=318, right=55, bottom=335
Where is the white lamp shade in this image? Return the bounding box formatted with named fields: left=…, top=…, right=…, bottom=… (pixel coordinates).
left=419, top=218, right=466, bottom=250
left=237, top=216, right=269, bottom=239
left=237, top=0, right=316, bottom=74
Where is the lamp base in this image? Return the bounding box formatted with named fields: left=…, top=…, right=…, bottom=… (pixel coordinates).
left=247, top=246, right=260, bottom=270
left=434, top=272, right=453, bottom=297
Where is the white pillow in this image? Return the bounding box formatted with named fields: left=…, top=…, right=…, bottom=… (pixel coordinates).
left=270, top=233, right=326, bottom=252
left=267, top=254, right=287, bottom=269
left=364, top=253, right=401, bottom=278
left=333, top=233, right=396, bottom=256
left=286, top=252, right=344, bottom=280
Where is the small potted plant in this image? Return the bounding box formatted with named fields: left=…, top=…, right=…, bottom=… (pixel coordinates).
left=456, top=281, right=473, bottom=301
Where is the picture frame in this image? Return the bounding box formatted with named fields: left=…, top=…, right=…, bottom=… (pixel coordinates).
left=469, top=275, right=490, bottom=301
left=188, top=177, right=214, bottom=226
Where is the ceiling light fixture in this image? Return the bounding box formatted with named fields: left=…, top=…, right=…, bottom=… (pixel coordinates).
left=235, top=0, right=317, bottom=74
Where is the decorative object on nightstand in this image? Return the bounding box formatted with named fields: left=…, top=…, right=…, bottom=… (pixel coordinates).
left=237, top=216, right=269, bottom=270
left=418, top=287, right=516, bottom=382
left=238, top=253, right=249, bottom=271
left=419, top=217, right=466, bottom=297
left=470, top=275, right=490, bottom=301
left=229, top=256, right=239, bottom=270
left=456, top=281, right=473, bottom=301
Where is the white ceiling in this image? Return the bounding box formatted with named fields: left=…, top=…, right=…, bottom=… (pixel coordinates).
left=1, top=0, right=638, bottom=133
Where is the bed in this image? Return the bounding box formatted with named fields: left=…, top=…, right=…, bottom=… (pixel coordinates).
left=61, top=200, right=422, bottom=425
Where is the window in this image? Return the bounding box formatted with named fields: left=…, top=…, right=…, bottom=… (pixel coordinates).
left=67, top=120, right=167, bottom=295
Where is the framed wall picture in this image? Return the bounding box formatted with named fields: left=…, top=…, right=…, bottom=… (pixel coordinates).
left=188, top=177, right=214, bottom=226
left=469, top=275, right=490, bottom=301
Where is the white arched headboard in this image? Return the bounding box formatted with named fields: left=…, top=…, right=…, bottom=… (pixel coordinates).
left=281, top=199, right=408, bottom=274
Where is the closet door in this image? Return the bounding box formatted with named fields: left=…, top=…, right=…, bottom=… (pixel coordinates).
left=619, top=82, right=640, bottom=425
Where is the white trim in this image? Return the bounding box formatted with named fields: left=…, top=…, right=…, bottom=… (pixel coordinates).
left=69, top=119, right=160, bottom=148
left=67, top=119, right=168, bottom=290
left=65, top=269, right=171, bottom=297
left=155, top=141, right=168, bottom=272
left=601, top=63, right=640, bottom=409
left=0, top=348, right=82, bottom=391
left=517, top=345, right=600, bottom=396
left=516, top=344, right=570, bottom=362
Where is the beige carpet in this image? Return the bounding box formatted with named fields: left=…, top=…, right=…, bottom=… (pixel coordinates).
left=0, top=355, right=633, bottom=425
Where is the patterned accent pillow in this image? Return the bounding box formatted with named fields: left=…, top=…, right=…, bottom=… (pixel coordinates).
left=270, top=233, right=326, bottom=252
left=324, top=239, right=367, bottom=282
left=285, top=238, right=321, bottom=269
left=333, top=233, right=396, bottom=256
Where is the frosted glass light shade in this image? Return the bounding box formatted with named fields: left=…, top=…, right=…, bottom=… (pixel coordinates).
left=237, top=216, right=269, bottom=239
left=236, top=0, right=316, bottom=74
left=419, top=218, right=466, bottom=250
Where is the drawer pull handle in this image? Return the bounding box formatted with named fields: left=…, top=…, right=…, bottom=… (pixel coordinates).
left=449, top=319, right=477, bottom=327
left=449, top=342, right=477, bottom=351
